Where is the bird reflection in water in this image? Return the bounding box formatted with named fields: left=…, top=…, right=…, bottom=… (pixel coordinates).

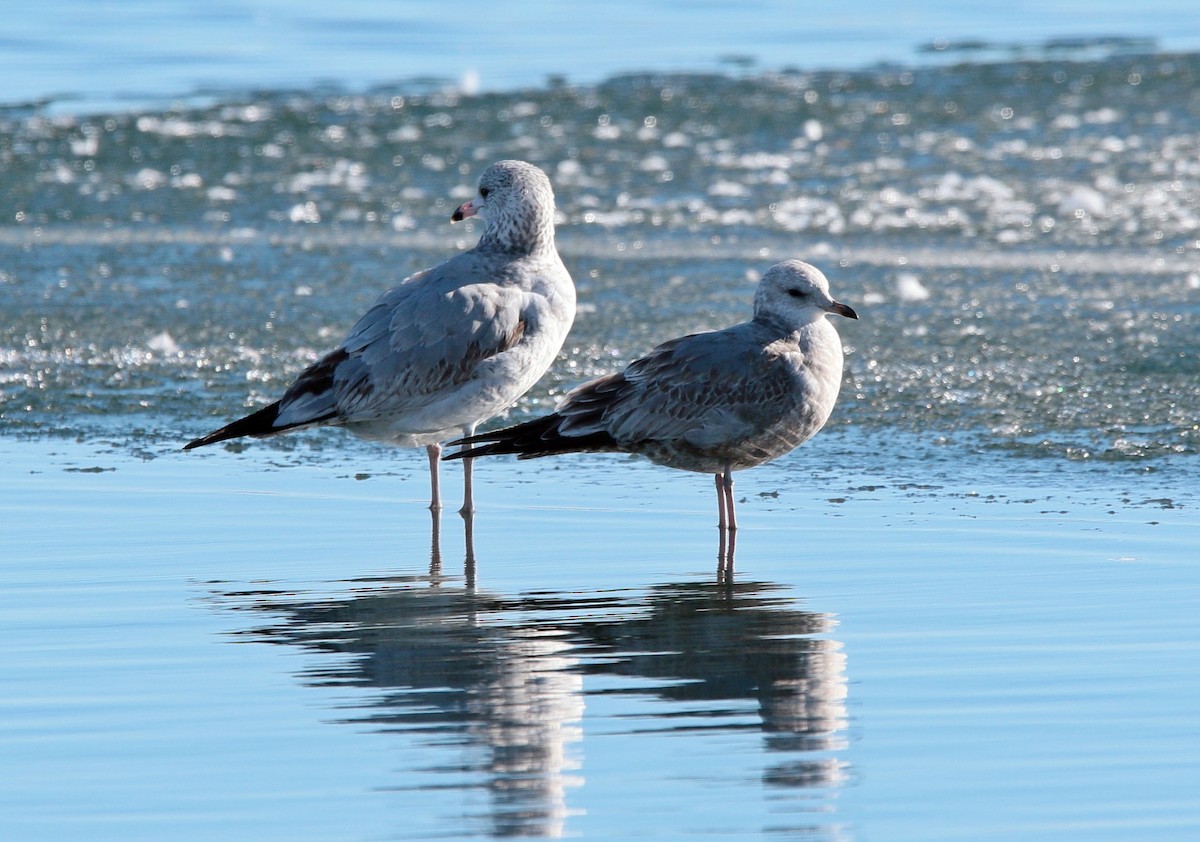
left=718, top=525, right=737, bottom=582
left=217, top=569, right=847, bottom=837
left=427, top=506, right=477, bottom=588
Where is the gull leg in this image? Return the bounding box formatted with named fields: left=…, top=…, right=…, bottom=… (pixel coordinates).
left=723, top=466, right=737, bottom=533
left=715, top=465, right=737, bottom=579
left=426, top=443, right=443, bottom=511
left=715, top=473, right=727, bottom=531
left=458, top=423, right=477, bottom=516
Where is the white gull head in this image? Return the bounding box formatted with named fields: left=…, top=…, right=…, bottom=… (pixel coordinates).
left=452, top=159, right=558, bottom=256
left=753, top=259, right=858, bottom=331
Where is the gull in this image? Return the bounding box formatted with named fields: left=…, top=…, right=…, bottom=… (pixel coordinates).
left=184, top=160, right=576, bottom=514
left=447, top=259, right=856, bottom=530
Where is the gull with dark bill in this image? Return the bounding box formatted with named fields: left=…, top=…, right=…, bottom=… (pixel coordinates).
left=184, top=160, right=576, bottom=514
left=447, top=259, right=856, bottom=530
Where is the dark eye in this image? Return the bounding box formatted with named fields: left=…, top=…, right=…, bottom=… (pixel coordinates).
left=479, top=187, right=491, bottom=198
left=787, top=288, right=804, bottom=298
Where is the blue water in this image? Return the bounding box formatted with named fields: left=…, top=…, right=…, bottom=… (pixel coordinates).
left=2, top=3, right=1200, bottom=840
left=2, top=438, right=1197, bottom=840
left=6, top=0, right=1200, bottom=112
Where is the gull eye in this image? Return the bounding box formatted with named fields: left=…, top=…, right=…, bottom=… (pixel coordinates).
left=787, top=288, right=804, bottom=298
left=479, top=187, right=491, bottom=198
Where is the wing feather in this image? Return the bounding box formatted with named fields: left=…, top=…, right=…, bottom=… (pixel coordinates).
left=274, top=258, right=536, bottom=427
left=561, top=324, right=799, bottom=450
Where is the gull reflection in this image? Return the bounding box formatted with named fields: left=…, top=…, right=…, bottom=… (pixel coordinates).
left=569, top=579, right=849, bottom=780
left=428, top=506, right=477, bottom=588
left=718, top=526, right=737, bottom=581
left=217, top=573, right=847, bottom=837
left=228, top=579, right=583, bottom=837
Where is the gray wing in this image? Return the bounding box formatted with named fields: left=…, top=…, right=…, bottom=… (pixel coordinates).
left=274, top=258, right=531, bottom=427
left=560, top=324, right=799, bottom=449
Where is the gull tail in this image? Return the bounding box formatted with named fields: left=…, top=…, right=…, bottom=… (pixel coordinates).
left=445, top=413, right=617, bottom=460
left=184, top=347, right=349, bottom=451
left=183, top=401, right=286, bottom=450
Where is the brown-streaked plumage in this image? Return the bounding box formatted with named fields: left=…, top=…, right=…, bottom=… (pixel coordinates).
left=447, top=260, right=856, bottom=530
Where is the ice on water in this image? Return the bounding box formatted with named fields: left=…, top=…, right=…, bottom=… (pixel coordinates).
left=1, top=56, right=1197, bottom=461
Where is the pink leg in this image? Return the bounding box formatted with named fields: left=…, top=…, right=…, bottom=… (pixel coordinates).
left=458, top=423, right=477, bottom=516
left=722, top=469, right=737, bottom=532
left=426, top=443, right=442, bottom=511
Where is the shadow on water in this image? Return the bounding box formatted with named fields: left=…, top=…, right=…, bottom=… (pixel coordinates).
left=210, top=519, right=848, bottom=838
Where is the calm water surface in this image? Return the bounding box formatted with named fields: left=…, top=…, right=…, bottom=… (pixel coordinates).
left=2, top=7, right=1199, bottom=841
left=7, top=0, right=1200, bottom=113
left=2, top=440, right=1196, bottom=840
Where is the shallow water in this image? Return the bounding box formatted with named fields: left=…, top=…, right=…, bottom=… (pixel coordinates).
left=2, top=437, right=1197, bottom=840
left=2, top=14, right=1200, bottom=842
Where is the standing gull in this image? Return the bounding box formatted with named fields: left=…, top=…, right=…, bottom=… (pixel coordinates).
left=184, top=160, right=576, bottom=514
left=447, top=260, right=856, bottom=530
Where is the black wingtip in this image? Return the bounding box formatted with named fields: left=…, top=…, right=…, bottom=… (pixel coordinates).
left=442, top=414, right=620, bottom=462
left=443, top=428, right=515, bottom=460
left=182, top=401, right=284, bottom=451
left=443, top=443, right=493, bottom=461
left=442, top=416, right=553, bottom=461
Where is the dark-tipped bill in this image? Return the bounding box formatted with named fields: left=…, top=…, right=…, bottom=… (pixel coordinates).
left=827, top=301, right=858, bottom=320
left=451, top=200, right=477, bottom=223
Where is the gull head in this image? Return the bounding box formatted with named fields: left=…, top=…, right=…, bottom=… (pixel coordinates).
left=451, top=160, right=557, bottom=254
left=753, top=259, right=858, bottom=330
